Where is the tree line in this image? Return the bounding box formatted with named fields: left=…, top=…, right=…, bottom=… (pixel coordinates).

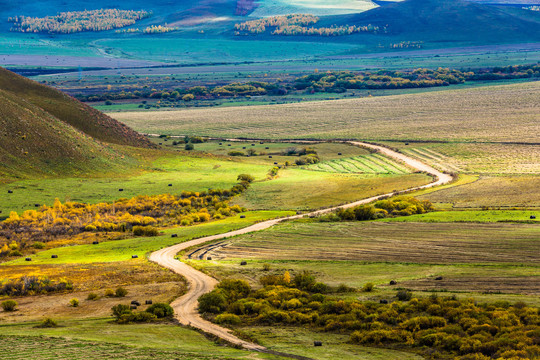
left=9, top=9, right=151, bottom=34
left=234, top=14, right=383, bottom=37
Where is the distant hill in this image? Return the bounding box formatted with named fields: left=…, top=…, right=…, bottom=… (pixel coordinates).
left=0, top=68, right=152, bottom=180
left=329, top=0, right=540, bottom=43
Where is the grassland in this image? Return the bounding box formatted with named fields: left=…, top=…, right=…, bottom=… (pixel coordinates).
left=233, top=171, right=429, bottom=210
left=0, top=320, right=284, bottom=360
left=113, top=81, right=540, bottom=143
left=187, top=219, right=540, bottom=304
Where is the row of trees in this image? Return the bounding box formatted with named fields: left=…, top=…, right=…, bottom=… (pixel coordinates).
left=234, top=14, right=382, bottom=37
left=321, top=197, right=435, bottom=222
left=9, top=9, right=151, bottom=34
left=200, top=274, right=540, bottom=359
left=0, top=176, right=253, bottom=258
left=75, top=64, right=540, bottom=104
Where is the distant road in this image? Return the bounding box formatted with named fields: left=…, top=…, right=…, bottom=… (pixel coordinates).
left=149, top=140, right=453, bottom=352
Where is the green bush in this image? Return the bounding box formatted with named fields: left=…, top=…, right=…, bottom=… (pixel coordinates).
left=104, top=289, right=115, bottom=297
left=146, top=303, right=174, bottom=318
left=228, top=151, right=244, bottom=156
left=397, top=290, right=413, bottom=301
left=69, top=298, right=79, bottom=307
left=111, top=304, right=132, bottom=319
left=362, top=283, right=375, bottom=292
left=184, top=143, right=194, bottom=151
left=215, top=313, right=241, bottom=325
left=115, top=287, right=128, bottom=297
left=87, top=293, right=99, bottom=301
left=198, top=292, right=227, bottom=314
left=133, top=226, right=159, bottom=236
left=35, top=318, right=58, bottom=328
left=237, top=174, right=255, bottom=183
left=1, top=300, right=17, bottom=312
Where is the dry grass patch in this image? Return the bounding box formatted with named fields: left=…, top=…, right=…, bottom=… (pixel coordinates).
left=419, top=175, right=540, bottom=208
left=114, top=82, right=540, bottom=143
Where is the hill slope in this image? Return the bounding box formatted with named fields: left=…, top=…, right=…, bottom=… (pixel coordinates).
left=0, top=68, right=152, bottom=180
left=0, top=68, right=152, bottom=148
left=331, top=0, right=540, bottom=43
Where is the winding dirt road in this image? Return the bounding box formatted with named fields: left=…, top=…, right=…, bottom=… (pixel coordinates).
left=149, top=140, right=453, bottom=352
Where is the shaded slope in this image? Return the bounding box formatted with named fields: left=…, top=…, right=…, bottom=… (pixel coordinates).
left=0, top=88, right=137, bottom=180
left=0, top=68, right=152, bottom=148
left=330, top=0, right=540, bottom=43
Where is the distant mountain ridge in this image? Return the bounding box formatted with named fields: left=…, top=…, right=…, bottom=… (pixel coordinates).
left=332, top=0, right=540, bottom=42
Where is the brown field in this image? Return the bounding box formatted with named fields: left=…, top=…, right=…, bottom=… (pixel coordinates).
left=382, top=142, right=540, bottom=175
left=0, top=282, right=184, bottom=323
left=419, top=175, right=540, bottom=208
left=211, top=222, right=540, bottom=265
left=114, top=82, right=540, bottom=143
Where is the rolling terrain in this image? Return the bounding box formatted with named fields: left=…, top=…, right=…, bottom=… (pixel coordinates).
left=0, top=67, right=153, bottom=181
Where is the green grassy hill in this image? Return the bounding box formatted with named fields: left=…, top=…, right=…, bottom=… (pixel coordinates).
left=329, top=0, right=540, bottom=43
left=0, top=68, right=152, bottom=180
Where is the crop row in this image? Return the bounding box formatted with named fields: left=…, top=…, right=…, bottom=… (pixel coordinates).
left=307, top=154, right=410, bottom=174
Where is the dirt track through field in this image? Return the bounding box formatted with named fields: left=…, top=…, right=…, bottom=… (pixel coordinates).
left=149, top=140, right=452, bottom=353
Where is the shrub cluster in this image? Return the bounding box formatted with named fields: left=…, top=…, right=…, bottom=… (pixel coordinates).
left=0, top=178, right=252, bottom=256
left=111, top=303, right=173, bottom=324
left=201, top=275, right=540, bottom=360
left=320, top=197, right=434, bottom=222
left=0, top=276, right=72, bottom=296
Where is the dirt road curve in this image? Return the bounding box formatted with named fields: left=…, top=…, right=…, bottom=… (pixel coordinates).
left=149, top=141, right=453, bottom=352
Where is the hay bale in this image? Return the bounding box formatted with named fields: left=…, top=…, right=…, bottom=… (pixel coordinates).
left=132, top=255, right=138, bottom=259
left=274, top=162, right=278, bottom=165
left=92, top=241, right=99, bottom=245
left=338, top=152, right=342, bottom=155
left=389, top=280, right=397, bottom=285
left=131, top=300, right=141, bottom=306
left=145, top=300, right=153, bottom=305
left=268, top=155, right=272, bottom=158
left=531, top=215, right=536, bottom=219
left=51, top=255, right=58, bottom=259
left=168, top=184, right=173, bottom=187
left=251, top=144, right=255, bottom=146
left=314, top=341, right=322, bottom=347
left=240, top=215, right=246, bottom=219
left=34, top=204, right=40, bottom=207
left=7, top=190, right=13, bottom=194
left=171, top=234, right=178, bottom=238
left=228, top=144, right=231, bottom=146
left=240, top=261, right=247, bottom=266
left=260, top=142, right=264, bottom=144
left=207, top=256, right=212, bottom=260
left=242, top=146, right=246, bottom=149
left=219, top=142, right=223, bottom=145
left=435, top=276, right=443, bottom=281
left=265, top=147, right=269, bottom=149
left=25, top=257, right=31, bottom=261
left=118, top=189, right=124, bottom=192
